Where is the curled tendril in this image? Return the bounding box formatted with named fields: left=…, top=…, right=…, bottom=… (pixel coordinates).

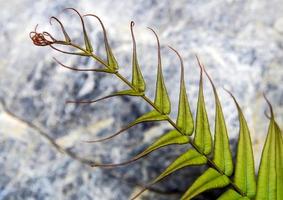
left=30, top=14, right=72, bottom=47
left=29, top=25, right=56, bottom=46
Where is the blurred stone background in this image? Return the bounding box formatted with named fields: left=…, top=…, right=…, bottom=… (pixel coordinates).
left=0, top=0, right=282, bottom=199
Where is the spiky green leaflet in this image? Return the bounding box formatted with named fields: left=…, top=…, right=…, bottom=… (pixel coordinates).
left=231, top=93, right=256, bottom=198
left=66, top=8, right=93, bottom=52
left=149, top=28, right=171, bottom=114
left=181, top=168, right=230, bottom=200
left=153, top=149, right=207, bottom=184
left=256, top=111, right=283, bottom=200
left=132, top=130, right=189, bottom=159
left=194, top=60, right=212, bottom=155
left=218, top=189, right=249, bottom=200
left=169, top=47, right=194, bottom=135
left=130, top=21, right=146, bottom=92
left=131, top=149, right=206, bottom=199
left=85, top=14, right=119, bottom=71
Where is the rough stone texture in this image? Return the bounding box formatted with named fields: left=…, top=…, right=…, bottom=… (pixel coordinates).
left=0, top=0, right=282, bottom=200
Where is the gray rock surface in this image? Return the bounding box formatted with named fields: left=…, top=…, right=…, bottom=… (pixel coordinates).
left=0, top=0, right=282, bottom=199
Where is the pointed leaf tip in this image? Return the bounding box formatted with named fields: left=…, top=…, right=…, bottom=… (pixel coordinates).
left=49, top=16, right=71, bottom=43
left=65, top=8, right=93, bottom=52
left=130, top=21, right=146, bottom=92
left=194, top=56, right=212, bottom=155
left=84, top=14, right=119, bottom=71
left=169, top=46, right=194, bottom=135
left=148, top=28, right=171, bottom=114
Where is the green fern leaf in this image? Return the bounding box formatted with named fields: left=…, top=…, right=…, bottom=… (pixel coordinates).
left=256, top=99, right=283, bottom=200
left=194, top=58, right=212, bottom=155
left=218, top=189, right=249, bottom=200
left=66, top=8, right=93, bottom=52
left=227, top=91, right=256, bottom=198
left=181, top=168, right=230, bottom=200
left=130, top=148, right=206, bottom=200
left=149, top=28, right=171, bottom=114
left=130, top=22, right=146, bottom=92
left=153, top=149, right=207, bottom=184
left=203, top=64, right=233, bottom=176
left=132, top=130, right=189, bottom=159
left=169, top=47, right=194, bottom=135
left=131, top=110, right=168, bottom=123
left=85, top=14, right=119, bottom=70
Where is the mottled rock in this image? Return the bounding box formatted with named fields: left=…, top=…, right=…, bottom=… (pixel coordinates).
left=0, top=0, right=282, bottom=200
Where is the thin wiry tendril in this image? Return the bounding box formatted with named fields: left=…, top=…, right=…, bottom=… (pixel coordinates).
left=50, top=45, right=87, bottom=56
left=148, top=27, right=162, bottom=68
left=53, top=57, right=108, bottom=72
left=84, top=123, right=138, bottom=143
left=66, top=94, right=122, bottom=104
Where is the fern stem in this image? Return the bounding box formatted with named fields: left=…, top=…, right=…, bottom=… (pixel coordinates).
left=61, top=43, right=246, bottom=197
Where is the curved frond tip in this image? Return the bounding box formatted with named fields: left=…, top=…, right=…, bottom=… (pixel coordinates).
left=148, top=28, right=171, bottom=114
left=64, top=8, right=93, bottom=52
left=49, top=16, right=71, bottom=43
left=130, top=20, right=146, bottom=92
left=169, top=46, right=194, bottom=135
left=84, top=14, right=119, bottom=70
left=194, top=55, right=212, bottom=155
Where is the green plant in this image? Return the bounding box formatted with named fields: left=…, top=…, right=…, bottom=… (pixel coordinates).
left=30, top=9, right=283, bottom=200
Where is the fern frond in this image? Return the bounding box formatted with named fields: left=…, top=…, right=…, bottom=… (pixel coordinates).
left=30, top=9, right=283, bottom=200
